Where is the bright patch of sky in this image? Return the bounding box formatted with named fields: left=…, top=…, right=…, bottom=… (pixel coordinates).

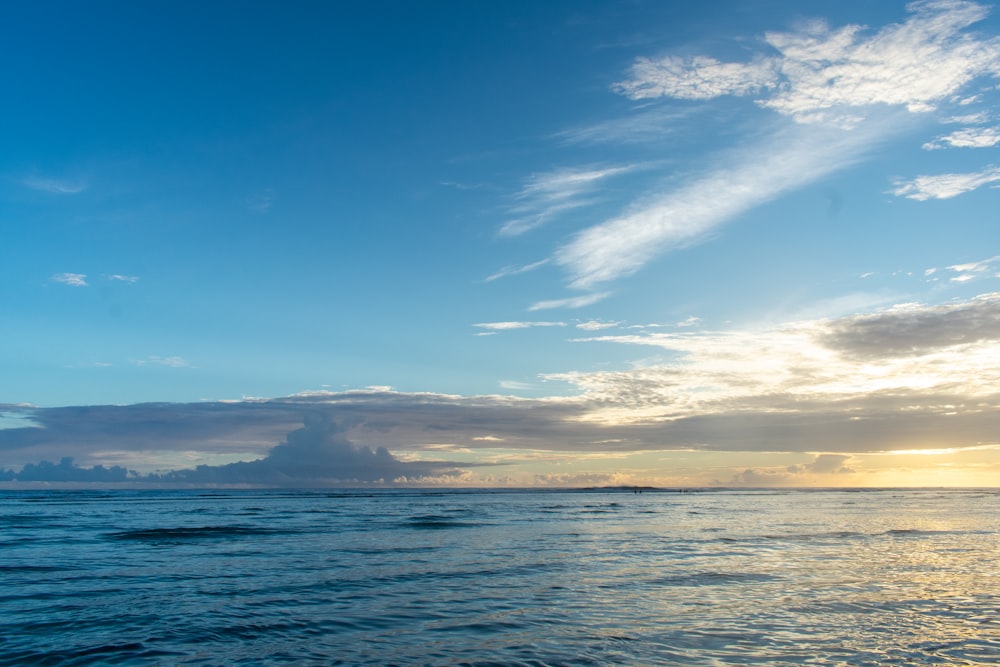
left=1, top=1, right=999, bottom=486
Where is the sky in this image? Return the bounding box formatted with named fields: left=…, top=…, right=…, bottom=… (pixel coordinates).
left=2, top=0, right=1000, bottom=487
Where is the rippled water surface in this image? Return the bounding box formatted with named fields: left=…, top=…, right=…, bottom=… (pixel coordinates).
left=1, top=488, right=997, bottom=665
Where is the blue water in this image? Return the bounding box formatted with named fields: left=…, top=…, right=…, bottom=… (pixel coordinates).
left=1, top=488, right=997, bottom=665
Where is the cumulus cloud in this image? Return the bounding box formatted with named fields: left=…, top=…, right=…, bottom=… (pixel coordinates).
left=0, top=415, right=467, bottom=486
left=787, top=454, right=855, bottom=475
left=726, top=454, right=856, bottom=486
left=891, top=165, right=1000, bottom=199
left=155, top=413, right=465, bottom=486
left=10, top=457, right=132, bottom=483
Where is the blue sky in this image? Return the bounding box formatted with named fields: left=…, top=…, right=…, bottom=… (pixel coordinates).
left=2, top=0, right=1000, bottom=487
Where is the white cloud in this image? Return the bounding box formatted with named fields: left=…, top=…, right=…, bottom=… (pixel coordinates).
left=473, top=321, right=566, bottom=331
left=5, top=291, right=1000, bottom=476
left=676, top=316, right=702, bottom=328
left=615, top=0, right=1000, bottom=126
left=500, top=166, right=635, bottom=236
left=531, top=2, right=1000, bottom=294
left=549, top=292, right=1000, bottom=435
left=923, top=125, right=1000, bottom=148
left=946, top=255, right=1000, bottom=282
left=22, top=177, right=86, bottom=194
left=484, top=259, right=549, bottom=282
left=555, top=122, right=877, bottom=289
left=131, top=356, right=192, bottom=368
left=891, top=165, right=1000, bottom=199
left=943, top=111, right=991, bottom=123
left=949, top=255, right=1000, bottom=272
left=614, top=55, right=780, bottom=101
left=529, top=291, right=612, bottom=311
left=107, top=274, right=140, bottom=283
left=576, top=320, right=621, bottom=331
left=51, top=273, right=88, bottom=287
left=499, top=380, right=536, bottom=391
left=247, top=189, right=275, bottom=213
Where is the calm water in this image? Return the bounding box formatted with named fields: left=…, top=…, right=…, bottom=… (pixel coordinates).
left=1, top=488, right=997, bottom=666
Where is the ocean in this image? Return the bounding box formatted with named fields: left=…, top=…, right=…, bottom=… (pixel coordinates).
left=1, top=488, right=997, bottom=665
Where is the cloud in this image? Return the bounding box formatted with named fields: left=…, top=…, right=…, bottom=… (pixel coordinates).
left=555, top=122, right=878, bottom=288
left=155, top=413, right=465, bottom=486
left=529, top=291, right=612, bottom=310
left=474, top=321, right=566, bottom=331
left=548, top=291, right=1000, bottom=448
left=787, top=454, right=855, bottom=475
left=946, top=255, right=1000, bottom=283
left=576, top=320, right=621, bottom=331
left=548, top=1, right=1000, bottom=291
left=820, top=292, right=1000, bottom=358
left=891, top=165, right=1000, bottom=199
left=130, top=356, right=192, bottom=368
left=51, top=273, right=88, bottom=287
left=923, top=125, right=1000, bottom=148
left=0, top=415, right=467, bottom=486
left=11, top=457, right=133, bottom=483
left=556, top=108, right=698, bottom=145
left=247, top=189, right=275, bottom=213
left=107, top=274, right=140, bottom=283
left=615, top=55, right=780, bottom=102
left=499, top=380, right=536, bottom=391
left=615, top=0, right=1000, bottom=126
left=500, top=166, right=635, bottom=236
left=3, top=292, right=1000, bottom=483
left=22, top=177, right=86, bottom=194
left=485, top=259, right=549, bottom=282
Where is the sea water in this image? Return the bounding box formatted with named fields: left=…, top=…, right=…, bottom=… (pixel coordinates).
left=0, top=488, right=997, bottom=666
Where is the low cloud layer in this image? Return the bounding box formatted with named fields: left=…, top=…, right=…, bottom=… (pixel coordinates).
left=3, top=291, right=999, bottom=485
left=0, top=413, right=468, bottom=486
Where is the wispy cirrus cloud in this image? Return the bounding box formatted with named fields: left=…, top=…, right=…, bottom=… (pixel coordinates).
left=51, top=273, right=88, bottom=287
left=946, top=255, right=1000, bottom=282
left=576, top=320, right=621, bottom=331
left=484, top=259, right=549, bottom=283
left=474, top=321, right=567, bottom=331
left=549, top=0, right=1000, bottom=290
left=529, top=291, right=612, bottom=311
left=891, top=165, right=1000, bottom=199
left=500, top=165, right=635, bottom=237
left=130, top=355, right=193, bottom=368
left=22, top=176, right=87, bottom=195
left=556, top=122, right=878, bottom=289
